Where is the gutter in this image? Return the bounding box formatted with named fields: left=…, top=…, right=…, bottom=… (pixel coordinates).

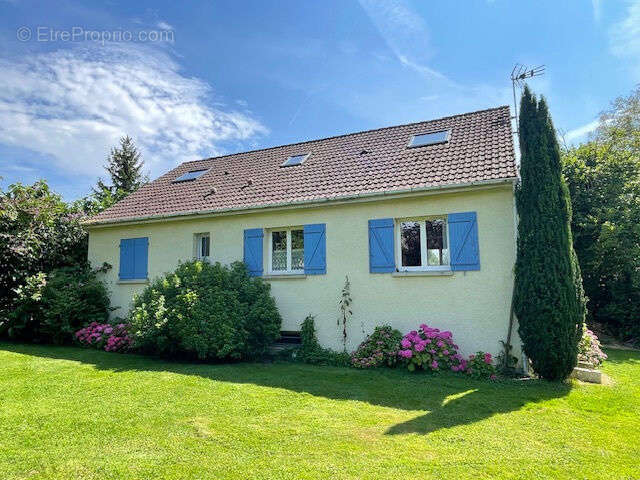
left=84, top=177, right=518, bottom=229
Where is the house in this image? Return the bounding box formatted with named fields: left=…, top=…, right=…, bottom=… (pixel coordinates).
left=85, top=106, right=520, bottom=358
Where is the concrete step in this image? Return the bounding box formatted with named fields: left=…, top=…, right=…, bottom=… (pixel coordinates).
left=571, top=367, right=603, bottom=384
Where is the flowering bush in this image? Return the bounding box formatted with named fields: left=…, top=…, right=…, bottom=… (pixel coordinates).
left=465, top=351, right=497, bottom=379
left=578, top=325, right=607, bottom=367
left=75, top=322, right=132, bottom=353
left=397, top=324, right=466, bottom=372
left=351, top=326, right=402, bottom=368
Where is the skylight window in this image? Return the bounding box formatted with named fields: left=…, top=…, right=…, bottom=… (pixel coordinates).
left=173, top=169, right=208, bottom=183
left=281, top=153, right=309, bottom=167
left=408, top=130, right=451, bottom=148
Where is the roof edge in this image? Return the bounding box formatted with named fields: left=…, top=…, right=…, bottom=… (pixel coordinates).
left=84, top=177, right=517, bottom=228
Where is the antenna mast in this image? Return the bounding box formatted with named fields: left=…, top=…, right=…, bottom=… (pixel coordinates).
left=510, top=64, right=545, bottom=131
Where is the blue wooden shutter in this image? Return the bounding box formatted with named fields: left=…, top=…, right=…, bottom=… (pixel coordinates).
left=133, top=237, right=149, bottom=279
left=448, top=212, right=480, bottom=271
left=119, top=238, right=148, bottom=279
left=119, top=239, right=134, bottom=279
left=243, top=228, right=264, bottom=277
left=303, top=223, right=326, bottom=275
left=368, top=218, right=395, bottom=273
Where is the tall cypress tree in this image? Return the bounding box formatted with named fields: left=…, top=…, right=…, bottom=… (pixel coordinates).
left=514, top=86, right=586, bottom=381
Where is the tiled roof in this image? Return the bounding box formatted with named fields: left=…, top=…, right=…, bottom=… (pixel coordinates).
left=86, top=106, right=516, bottom=225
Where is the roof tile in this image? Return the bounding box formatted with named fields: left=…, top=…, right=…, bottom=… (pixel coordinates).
left=87, top=106, right=516, bottom=225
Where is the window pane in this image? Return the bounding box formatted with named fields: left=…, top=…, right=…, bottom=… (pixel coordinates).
left=401, top=222, right=421, bottom=267
left=409, top=131, right=449, bottom=147
left=272, top=231, right=287, bottom=271
left=201, top=236, right=210, bottom=257
left=291, top=229, right=304, bottom=270
left=282, top=154, right=308, bottom=167
left=426, top=219, right=449, bottom=266
left=173, top=169, right=208, bottom=183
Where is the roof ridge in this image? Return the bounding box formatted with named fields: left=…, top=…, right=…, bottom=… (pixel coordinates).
left=183, top=105, right=511, bottom=165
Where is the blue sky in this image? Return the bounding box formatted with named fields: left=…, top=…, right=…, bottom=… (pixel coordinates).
left=0, top=0, right=638, bottom=200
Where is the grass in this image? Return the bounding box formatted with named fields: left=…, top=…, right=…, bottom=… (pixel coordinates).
left=0, top=343, right=638, bottom=480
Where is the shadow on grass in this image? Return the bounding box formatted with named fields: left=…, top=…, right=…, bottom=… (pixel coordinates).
left=0, top=342, right=572, bottom=436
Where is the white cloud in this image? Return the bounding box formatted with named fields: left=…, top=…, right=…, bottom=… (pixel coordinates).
left=357, top=0, right=522, bottom=119
left=592, top=0, right=602, bottom=22
left=610, top=0, right=640, bottom=75
left=156, top=21, right=174, bottom=30
left=397, top=55, right=450, bottom=82
left=358, top=0, right=451, bottom=83
left=0, top=44, right=267, bottom=179
left=564, top=119, right=600, bottom=143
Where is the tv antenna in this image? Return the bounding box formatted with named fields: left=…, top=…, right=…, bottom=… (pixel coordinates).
left=511, top=64, right=545, bottom=130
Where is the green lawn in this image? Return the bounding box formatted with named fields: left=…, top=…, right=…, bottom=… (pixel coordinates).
left=0, top=344, right=638, bottom=480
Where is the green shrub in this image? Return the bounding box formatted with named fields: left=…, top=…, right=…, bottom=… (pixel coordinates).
left=351, top=325, right=402, bottom=368
left=5, top=265, right=111, bottom=344
left=129, top=261, right=281, bottom=361
left=0, top=181, right=88, bottom=326
left=297, top=315, right=350, bottom=367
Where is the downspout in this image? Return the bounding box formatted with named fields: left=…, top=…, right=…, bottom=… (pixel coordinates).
left=504, top=111, right=529, bottom=375
left=501, top=178, right=520, bottom=374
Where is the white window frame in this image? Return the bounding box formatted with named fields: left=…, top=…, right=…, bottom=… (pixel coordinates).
left=396, top=216, right=451, bottom=272
left=267, top=226, right=304, bottom=275
left=194, top=232, right=211, bottom=262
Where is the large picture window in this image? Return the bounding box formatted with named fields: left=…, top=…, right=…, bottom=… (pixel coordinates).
left=269, top=227, right=304, bottom=274
left=397, top=217, right=449, bottom=271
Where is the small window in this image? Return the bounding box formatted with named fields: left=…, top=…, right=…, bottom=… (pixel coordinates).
left=408, top=130, right=450, bottom=148
left=194, top=233, right=210, bottom=261
left=269, top=227, right=304, bottom=274
left=173, top=168, right=208, bottom=183
left=281, top=153, right=309, bottom=167
left=397, top=217, right=449, bottom=271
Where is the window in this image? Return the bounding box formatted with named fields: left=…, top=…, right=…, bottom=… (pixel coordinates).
left=408, top=130, right=450, bottom=148
left=173, top=168, right=208, bottom=183
left=194, top=233, right=210, bottom=261
left=269, top=227, right=304, bottom=274
left=281, top=153, right=309, bottom=167
left=397, top=217, right=449, bottom=270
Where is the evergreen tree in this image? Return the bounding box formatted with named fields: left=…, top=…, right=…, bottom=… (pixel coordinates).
left=91, top=136, right=147, bottom=212
left=514, top=86, right=586, bottom=381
